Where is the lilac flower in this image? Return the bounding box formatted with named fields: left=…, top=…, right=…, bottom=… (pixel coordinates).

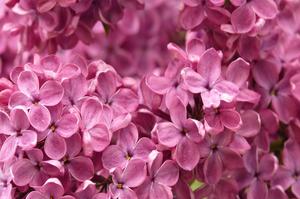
left=198, top=131, right=243, bottom=185
left=136, top=151, right=179, bottom=199
left=9, top=70, right=64, bottom=131
left=156, top=97, right=205, bottom=170
left=0, top=107, right=37, bottom=161
left=272, top=139, right=300, bottom=198
left=11, top=148, right=62, bottom=187
left=181, top=48, right=239, bottom=108
left=102, top=123, right=155, bottom=171
left=109, top=159, right=147, bottom=199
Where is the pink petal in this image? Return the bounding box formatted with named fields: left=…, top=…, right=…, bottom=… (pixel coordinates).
left=150, top=183, right=173, bottom=199
left=89, top=124, right=110, bottom=152
left=259, top=154, right=278, bottom=180
left=214, top=80, right=239, bottom=103
left=168, top=96, right=187, bottom=127
left=231, top=5, right=255, bottom=33
left=11, top=159, right=36, bottom=186
left=181, top=67, right=207, bottom=93
left=96, top=70, right=117, bottom=101
left=180, top=5, right=205, bottom=30
left=186, top=38, right=205, bottom=62
left=10, top=107, right=30, bottom=131
left=18, top=130, right=37, bottom=149
left=146, top=75, right=172, bottom=95
left=81, top=98, right=103, bottom=129
left=219, top=148, right=243, bottom=169
left=268, top=186, right=288, bottom=199
left=102, top=145, right=126, bottom=170
left=17, top=71, right=39, bottom=97
left=44, top=133, right=67, bottom=160
left=204, top=153, right=223, bottom=185
left=252, top=60, right=279, bottom=89
left=134, top=138, right=156, bottom=160
left=237, top=110, right=261, bottom=137
left=155, top=160, right=179, bottom=186
left=184, top=119, right=205, bottom=142
left=220, top=109, right=241, bottom=130
left=40, top=55, right=60, bottom=73
left=117, top=123, right=138, bottom=150
left=8, top=91, right=32, bottom=108
left=271, top=167, right=294, bottom=190
left=226, top=58, right=250, bottom=87
left=292, top=180, right=300, bottom=199
left=122, top=159, right=147, bottom=187
left=26, top=191, right=48, bottom=199
left=247, top=180, right=268, bottom=199
left=111, top=88, right=138, bottom=114
left=0, top=111, right=13, bottom=133
left=198, top=48, right=222, bottom=86
left=156, top=122, right=182, bottom=148
left=39, top=80, right=64, bottom=106
left=272, top=95, right=298, bottom=124
left=176, top=137, right=200, bottom=171
left=56, top=113, right=78, bottom=138
left=57, top=63, right=81, bottom=80
left=40, top=178, right=64, bottom=198
left=29, top=104, right=51, bottom=131
left=250, top=0, right=278, bottom=19
left=291, top=74, right=300, bottom=102
left=65, top=133, right=82, bottom=158
left=0, top=135, right=17, bottom=161
left=37, top=0, right=56, bottom=12
left=68, top=156, right=94, bottom=181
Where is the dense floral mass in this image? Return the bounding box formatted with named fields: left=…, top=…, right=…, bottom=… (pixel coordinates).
left=1, top=0, right=300, bottom=199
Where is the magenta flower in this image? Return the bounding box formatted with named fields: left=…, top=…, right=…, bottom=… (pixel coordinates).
left=9, top=70, right=64, bottom=131
left=198, top=131, right=243, bottom=185
left=156, top=97, right=205, bottom=170
left=234, top=146, right=278, bottom=199
left=272, top=139, right=300, bottom=198
left=11, top=148, right=62, bottom=187
left=109, top=159, right=147, bottom=199
left=204, top=101, right=241, bottom=133
left=102, top=123, right=155, bottom=171
left=26, top=178, right=75, bottom=199
left=43, top=103, right=79, bottom=160
left=80, top=98, right=110, bottom=154
left=0, top=107, right=37, bottom=162
left=136, top=151, right=179, bottom=199
left=181, top=48, right=239, bottom=108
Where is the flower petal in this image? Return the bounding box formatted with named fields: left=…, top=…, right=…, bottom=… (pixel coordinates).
left=231, top=5, right=255, bottom=33
left=68, top=156, right=94, bottom=181
left=0, top=135, right=17, bottom=161
left=39, top=80, right=64, bottom=106
left=122, top=159, right=147, bottom=187
left=157, top=122, right=182, bottom=148
left=155, top=160, right=179, bottom=186
left=11, top=159, right=36, bottom=186
left=44, top=133, right=67, bottom=160
left=17, top=71, right=39, bottom=97
left=56, top=113, right=78, bottom=138
left=29, top=104, right=51, bottom=131
left=102, top=145, right=127, bottom=170
left=250, top=0, right=278, bottom=19
left=176, top=137, right=200, bottom=171
left=204, top=153, right=223, bottom=185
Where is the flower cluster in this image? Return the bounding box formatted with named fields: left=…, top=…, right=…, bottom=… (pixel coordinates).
left=1, top=0, right=300, bottom=199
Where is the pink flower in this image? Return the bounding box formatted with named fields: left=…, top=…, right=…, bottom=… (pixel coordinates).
left=109, top=159, right=147, bottom=199
left=0, top=107, right=37, bottom=161
left=136, top=151, right=179, bottom=199
left=102, top=123, right=155, bottom=171
left=156, top=97, right=205, bottom=170
left=9, top=70, right=64, bottom=131
left=181, top=48, right=239, bottom=108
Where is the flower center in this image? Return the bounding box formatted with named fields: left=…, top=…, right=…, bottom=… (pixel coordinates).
left=50, top=124, right=56, bottom=132
left=117, top=183, right=123, bottom=189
